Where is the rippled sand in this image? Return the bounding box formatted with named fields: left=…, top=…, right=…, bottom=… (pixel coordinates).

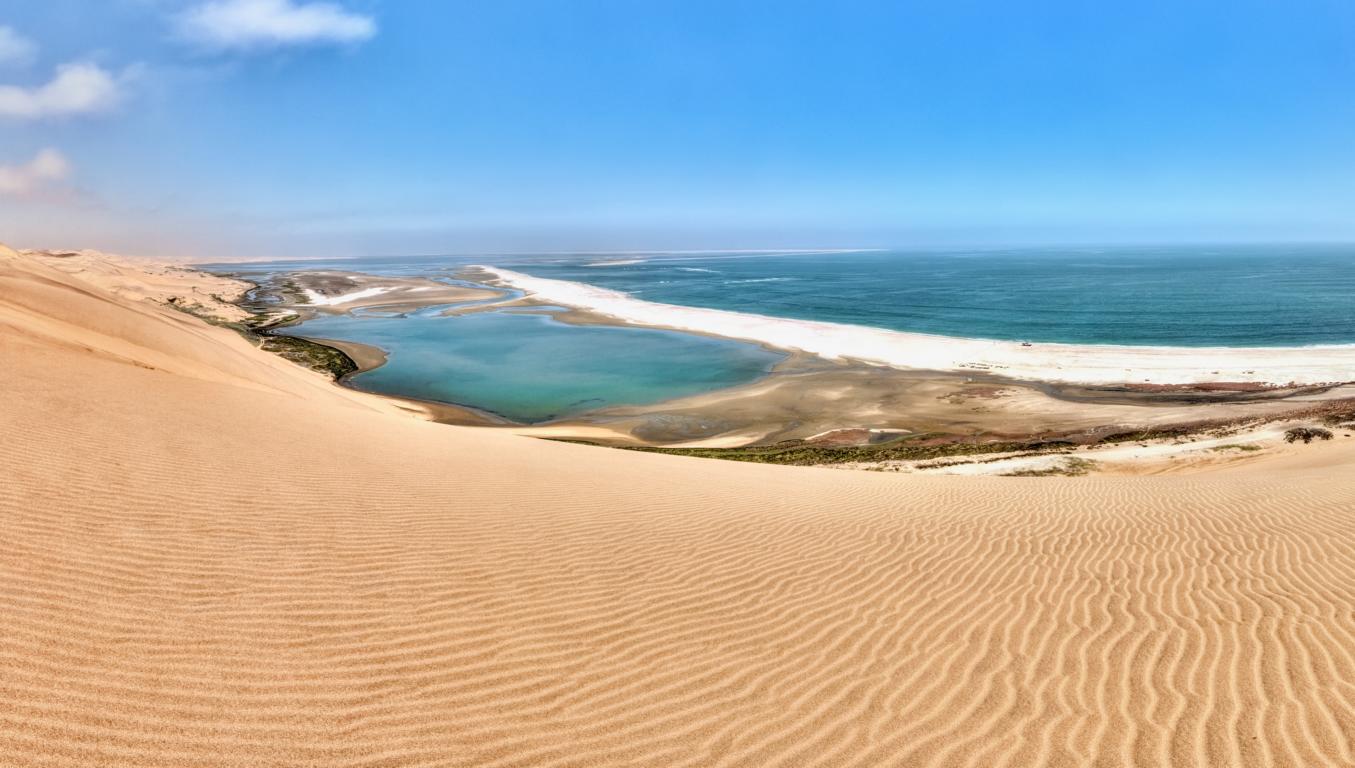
left=3, top=244, right=1354, bottom=766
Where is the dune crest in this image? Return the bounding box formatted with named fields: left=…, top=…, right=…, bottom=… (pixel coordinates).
left=3, top=247, right=1355, bottom=766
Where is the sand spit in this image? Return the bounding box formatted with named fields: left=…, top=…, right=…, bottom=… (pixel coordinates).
left=4, top=245, right=1355, bottom=766
left=303, top=285, right=393, bottom=305
left=244, top=269, right=503, bottom=314
left=478, top=265, right=1355, bottom=386
left=522, top=357, right=1355, bottom=448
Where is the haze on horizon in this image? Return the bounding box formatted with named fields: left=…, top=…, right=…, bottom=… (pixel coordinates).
left=1, top=0, right=1353, bottom=260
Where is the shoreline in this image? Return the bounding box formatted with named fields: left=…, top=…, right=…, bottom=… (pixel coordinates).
left=223, top=271, right=519, bottom=429
left=305, top=322, right=1355, bottom=454
left=231, top=267, right=1355, bottom=458
left=280, top=333, right=514, bottom=428
left=473, top=265, right=1355, bottom=387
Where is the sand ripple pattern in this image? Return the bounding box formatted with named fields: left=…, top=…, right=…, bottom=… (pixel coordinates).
left=3, top=253, right=1355, bottom=767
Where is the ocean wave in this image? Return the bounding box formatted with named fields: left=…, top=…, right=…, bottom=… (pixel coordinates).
left=476, top=265, right=1355, bottom=386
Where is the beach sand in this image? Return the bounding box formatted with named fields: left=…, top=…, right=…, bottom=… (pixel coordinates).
left=523, top=357, right=1355, bottom=448
left=4, top=244, right=1355, bottom=766
left=237, top=268, right=504, bottom=314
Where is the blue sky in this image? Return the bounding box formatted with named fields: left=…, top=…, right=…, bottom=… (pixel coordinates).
left=1, top=0, right=1353, bottom=259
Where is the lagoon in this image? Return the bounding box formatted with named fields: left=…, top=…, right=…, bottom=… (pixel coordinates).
left=287, top=305, right=784, bottom=423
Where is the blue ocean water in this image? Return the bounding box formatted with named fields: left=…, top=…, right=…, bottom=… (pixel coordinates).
left=504, top=245, right=1355, bottom=347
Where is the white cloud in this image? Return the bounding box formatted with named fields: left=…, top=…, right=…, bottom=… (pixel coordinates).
left=0, top=63, right=124, bottom=119
left=175, top=0, right=376, bottom=50
left=0, top=26, right=37, bottom=66
left=0, top=148, right=71, bottom=199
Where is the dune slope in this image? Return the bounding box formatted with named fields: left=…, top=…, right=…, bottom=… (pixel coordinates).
left=2, top=247, right=1355, bottom=767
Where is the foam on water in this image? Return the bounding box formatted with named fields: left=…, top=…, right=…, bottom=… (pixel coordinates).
left=502, top=245, right=1355, bottom=347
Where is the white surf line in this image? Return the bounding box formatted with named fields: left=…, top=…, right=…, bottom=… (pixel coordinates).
left=303, top=287, right=392, bottom=306
left=474, top=266, right=1355, bottom=386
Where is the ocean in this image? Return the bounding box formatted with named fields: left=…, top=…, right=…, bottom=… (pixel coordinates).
left=504, top=244, right=1355, bottom=347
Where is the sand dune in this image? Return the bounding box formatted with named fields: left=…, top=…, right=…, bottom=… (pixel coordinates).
left=3, top=245, right=1355, bottom=766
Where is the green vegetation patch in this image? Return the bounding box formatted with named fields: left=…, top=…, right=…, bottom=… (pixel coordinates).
left=258, top=335, right=358, bottom=380
left=1284, top=426, right=1333, bottom=444
left=1320, top=411, right=1355, bottom=427
left=630, top=434, right=1077, bottom=466
left=1092, top=423, right=1217, bottom=444
left=164, top=291, right=357, bottom=381
left=1002, top=457, right=1097, bottom=477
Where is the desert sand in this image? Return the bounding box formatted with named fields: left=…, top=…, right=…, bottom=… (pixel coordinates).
left=3, top=244, right=1355, bottom=767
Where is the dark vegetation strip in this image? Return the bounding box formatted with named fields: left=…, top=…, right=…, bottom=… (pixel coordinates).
left=619, top=403, right=1355, bottom=467
left=624, top=434, right=1080, bottom=466
left=165, top=283, right=359, bottom=381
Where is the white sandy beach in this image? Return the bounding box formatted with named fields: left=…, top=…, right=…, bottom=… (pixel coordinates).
left=303, top=286, right=392, bottom=305
left=479, top=266, right=1355, bottom=386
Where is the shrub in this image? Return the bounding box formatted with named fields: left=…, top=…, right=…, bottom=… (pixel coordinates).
left=1284, top=427, right=1333, bottom=444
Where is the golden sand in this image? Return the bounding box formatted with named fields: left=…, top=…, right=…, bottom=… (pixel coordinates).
left=2, top=244, right=1354, bottom=766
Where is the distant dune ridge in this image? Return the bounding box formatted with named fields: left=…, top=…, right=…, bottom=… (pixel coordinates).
left=3, top=244, right=1355, bottom=766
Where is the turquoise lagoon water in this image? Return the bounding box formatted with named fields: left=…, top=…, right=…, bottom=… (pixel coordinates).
left=212, top=244, right=1355, bottom=420
left=287, top=305, right=784, bottom=423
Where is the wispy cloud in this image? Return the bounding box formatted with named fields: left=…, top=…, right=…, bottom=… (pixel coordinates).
left=175, top=0, right=376, bottom=51
left=0, top=26, right=36, bottom=66
left=0, top=63, right=126, bottom=119
left=0, top=148, right=71, bottom=199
